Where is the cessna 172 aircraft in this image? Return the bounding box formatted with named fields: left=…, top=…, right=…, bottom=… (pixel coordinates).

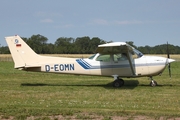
left=5, top=35, right=175, bottom=87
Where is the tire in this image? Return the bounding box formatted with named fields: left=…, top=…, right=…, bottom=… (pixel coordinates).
left=150, top=81, right=157, bottom=87
left=113, top=79, right=124, bottom=87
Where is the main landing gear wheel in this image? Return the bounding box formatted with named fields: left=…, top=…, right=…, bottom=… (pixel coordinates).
left=113, top=79, right=124, bottom=88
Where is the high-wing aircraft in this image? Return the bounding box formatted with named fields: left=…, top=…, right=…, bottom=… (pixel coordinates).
left=5, top=35, right=175, bottom=87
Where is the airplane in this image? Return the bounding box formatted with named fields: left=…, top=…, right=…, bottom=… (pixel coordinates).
left=5, top=35, right=175, bottom=87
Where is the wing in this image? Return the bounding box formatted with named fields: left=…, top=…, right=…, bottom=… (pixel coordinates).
left=95, top=42, right=133, bottom=54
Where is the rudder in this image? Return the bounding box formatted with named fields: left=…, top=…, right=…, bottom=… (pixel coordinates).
left=5, top=35, right=39, bottom=68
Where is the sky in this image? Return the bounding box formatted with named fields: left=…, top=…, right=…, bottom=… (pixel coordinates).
left=1, top=0, right=180, bottom=47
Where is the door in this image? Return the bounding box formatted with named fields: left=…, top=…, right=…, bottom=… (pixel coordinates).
left=95, top=54, right=113, bottom=76
left=112, top=53, right=134, bottom=77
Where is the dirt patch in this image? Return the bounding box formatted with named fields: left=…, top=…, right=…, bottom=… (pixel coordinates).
left=0, top=116, right=14, bottom=120
left=26, top=115, right=180, bottom=120
left=2, top=114, right=180, bottom=120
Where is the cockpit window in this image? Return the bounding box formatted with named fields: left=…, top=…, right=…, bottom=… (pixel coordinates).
left=113, top=53, right=128, bottom=62
left=96, top=54, right=111, bottom=62
left=132, top=48, right=143, bottom=58
left=88, top=54, right=96, bottom=60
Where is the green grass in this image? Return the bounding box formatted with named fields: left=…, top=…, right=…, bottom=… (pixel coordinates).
left=0, top=61, right=180, bottom=119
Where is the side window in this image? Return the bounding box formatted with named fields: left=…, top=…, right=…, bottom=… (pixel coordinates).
left=113, top=54, right=119, bottom=62
left=113, top=53, right=127, bottom=62
left=132, top=53, right=138, bottom=59
left=96, top=54, right=111, bottom=62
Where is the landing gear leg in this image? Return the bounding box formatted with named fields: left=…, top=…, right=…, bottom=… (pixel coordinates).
left=113, top=77, right=124, bottom=88
left=149, top=76, right=157, bottom=87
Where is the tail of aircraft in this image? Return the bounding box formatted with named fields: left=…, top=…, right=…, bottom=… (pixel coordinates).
left=5, top=35, right=40, bottom=69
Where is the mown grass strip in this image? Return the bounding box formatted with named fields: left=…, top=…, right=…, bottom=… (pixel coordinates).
left=0, top=61, right=180, bottom=119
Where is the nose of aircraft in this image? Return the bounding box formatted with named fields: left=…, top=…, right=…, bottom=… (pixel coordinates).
left=167, top=58, right=175, bottom=64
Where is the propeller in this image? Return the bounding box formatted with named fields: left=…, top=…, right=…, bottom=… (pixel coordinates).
left=167, top=42, right=171, bottom=79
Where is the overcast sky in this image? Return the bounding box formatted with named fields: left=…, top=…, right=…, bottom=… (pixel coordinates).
left=1, top=0, right=180, bottom=47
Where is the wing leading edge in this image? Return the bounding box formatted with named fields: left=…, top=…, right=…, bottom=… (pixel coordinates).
left=95, top=42, right=133, bottom=54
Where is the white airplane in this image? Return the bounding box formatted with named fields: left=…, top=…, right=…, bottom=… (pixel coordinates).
left=5, top=35, right=175, bottom=87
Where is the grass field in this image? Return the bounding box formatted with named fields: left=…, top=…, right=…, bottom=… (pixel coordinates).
left=0, top=55, right=180, bottom=119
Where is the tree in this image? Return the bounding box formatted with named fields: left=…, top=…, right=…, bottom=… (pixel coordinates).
left=89, top=37, right=106, bottom=53
left=0, top=46, right=10, bottom=54
left=26, top=34, right=48, bottom=54
left=54, top=37, right=74, bottom=54
left=126, top=41, right=137, bottom=49
left=75, top=37, right=91, bottom=54
left=138, top=45, right=152, bottom=54
left=2, top=34, right=180, bottom=54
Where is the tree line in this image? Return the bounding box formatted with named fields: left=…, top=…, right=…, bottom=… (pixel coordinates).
left=0, top=34, right=180, bottom=54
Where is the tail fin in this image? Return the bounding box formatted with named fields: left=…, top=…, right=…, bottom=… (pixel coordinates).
left=5, top=35, right=39, bottom=68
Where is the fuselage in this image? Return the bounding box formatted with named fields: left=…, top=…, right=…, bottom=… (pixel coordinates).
left=33, top=54, right=173, bottom=78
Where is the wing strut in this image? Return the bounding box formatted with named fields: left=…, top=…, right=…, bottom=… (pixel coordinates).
left=127, top=52, right=136, bottom=76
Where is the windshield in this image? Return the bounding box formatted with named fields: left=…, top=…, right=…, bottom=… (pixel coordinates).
left=133, top=48, right=143, bottom=58
left=88, top=54, right=96, bottom=60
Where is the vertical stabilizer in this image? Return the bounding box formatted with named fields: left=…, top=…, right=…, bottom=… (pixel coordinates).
left=5, top=35, right=39, bottom=68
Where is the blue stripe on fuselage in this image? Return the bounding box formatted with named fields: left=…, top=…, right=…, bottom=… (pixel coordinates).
left=76, top=59, right=90, bottom=69
left=76, top=59, right=165, bottom=70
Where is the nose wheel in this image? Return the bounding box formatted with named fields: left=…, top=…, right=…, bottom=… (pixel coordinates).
left=149, top=77, right=157, bottom=87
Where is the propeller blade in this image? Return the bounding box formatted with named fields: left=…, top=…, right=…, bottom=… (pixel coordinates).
left=167, top=42, right=171, bottom=78
left=168, top=62, right=171, bottom=78
left=167, top=42, right=170, bottom=58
